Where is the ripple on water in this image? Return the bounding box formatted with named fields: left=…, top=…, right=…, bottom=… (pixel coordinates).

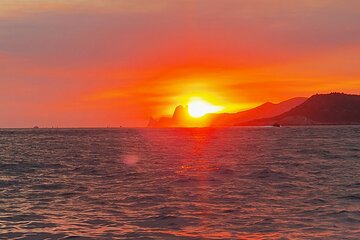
left=0, top=127, right=359, bottom=239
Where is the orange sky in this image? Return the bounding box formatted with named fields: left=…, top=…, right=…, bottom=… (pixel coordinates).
left=0, top=0, right=359, bottom=127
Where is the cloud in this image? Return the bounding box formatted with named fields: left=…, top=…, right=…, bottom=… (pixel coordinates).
left=0, top=0, right=359, bottom=126
left=0, top=0, right=170, bottom=18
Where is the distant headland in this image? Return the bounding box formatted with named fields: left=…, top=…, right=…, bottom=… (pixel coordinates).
left=148, top=93, right=360, bottom=127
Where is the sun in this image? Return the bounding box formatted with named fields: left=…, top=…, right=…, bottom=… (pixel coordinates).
left=188, top=99, right=223, bottom=118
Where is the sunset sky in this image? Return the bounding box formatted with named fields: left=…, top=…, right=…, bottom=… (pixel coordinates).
left=1, top=0, right=359, bottom=127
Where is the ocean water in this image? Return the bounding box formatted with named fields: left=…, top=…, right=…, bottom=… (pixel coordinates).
left=0, top=127, right=359, bottom=239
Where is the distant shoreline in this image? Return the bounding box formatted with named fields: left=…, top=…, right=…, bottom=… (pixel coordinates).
left=1, top=124, right=360, bottom=130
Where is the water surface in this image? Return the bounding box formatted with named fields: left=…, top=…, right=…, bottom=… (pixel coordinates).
left=0, top=127, right=359, bottom=239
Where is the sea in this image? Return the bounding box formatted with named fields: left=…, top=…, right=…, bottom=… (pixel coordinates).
left=0, top=127, right=359, bottom=239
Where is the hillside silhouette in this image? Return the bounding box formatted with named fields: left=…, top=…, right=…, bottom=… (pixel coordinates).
left=240, top=93, right=360, bottom=126
left=148, top=105, right=191, bottom=127
left=148, top=97, right=307, bottom=127
left=210, top=97, right=307, bottom=126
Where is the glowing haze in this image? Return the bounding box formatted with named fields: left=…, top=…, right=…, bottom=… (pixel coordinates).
left=1, top=0, right=359, bottom=127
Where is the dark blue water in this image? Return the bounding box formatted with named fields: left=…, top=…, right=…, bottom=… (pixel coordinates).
left=0, top=127, right=359, bottom=239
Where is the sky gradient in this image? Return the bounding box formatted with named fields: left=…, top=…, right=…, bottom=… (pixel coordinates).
left=1, top=0, right=359, bottom=127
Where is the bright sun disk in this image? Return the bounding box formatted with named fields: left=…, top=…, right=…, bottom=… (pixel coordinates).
left=188, top=99, right=223, bottom=118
